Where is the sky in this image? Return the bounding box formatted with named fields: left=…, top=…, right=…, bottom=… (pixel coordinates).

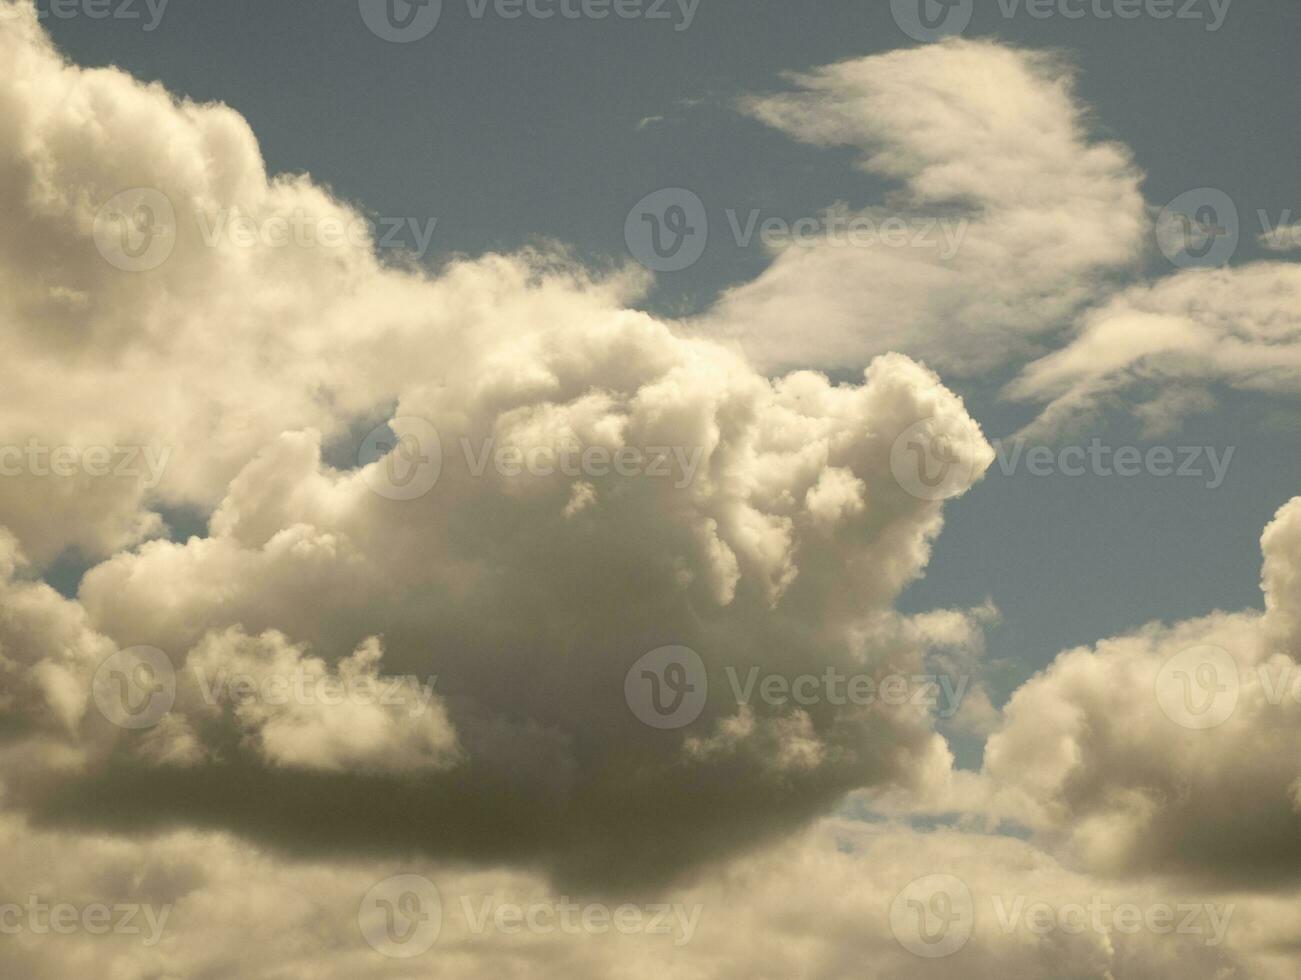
left=1, top=0, right=1300, bottom=977
left=40, top=0, right=1301, bottom=700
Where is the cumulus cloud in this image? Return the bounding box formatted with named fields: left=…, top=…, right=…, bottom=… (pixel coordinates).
left=0, top=811, right=1291, bottom=980
left=973, top=497, right=1301, bottom=886
left=0, top=1, right=997, bottom=892
left=2, top=3, right=1300, bottom=976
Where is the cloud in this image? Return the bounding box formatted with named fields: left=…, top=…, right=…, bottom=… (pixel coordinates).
left=977, top=497, right=1301, bottom=886
left=1, top=4, right=1299, bottom=976
left=699, top=39, right=1146, bottom=376
left=0, top=810, right=1290, bottom=980
left=1006, top=262, right=1301, bottom=439
left=0, top=1, right=997, bottom=891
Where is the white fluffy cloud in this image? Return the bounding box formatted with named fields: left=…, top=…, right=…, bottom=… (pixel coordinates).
left=1, top=3, right=1300, bottom=976
left=700, top=40, right=1147, bottom=376
left=1007, top=262, right=1301, bottom=438
left=0, top=0, right=997, bottom=894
